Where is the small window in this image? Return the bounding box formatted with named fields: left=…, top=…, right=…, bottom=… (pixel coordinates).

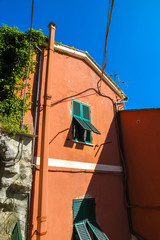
left=72, top=99, right=100, bottom=144
left=73, top=199, right=109, bottom=240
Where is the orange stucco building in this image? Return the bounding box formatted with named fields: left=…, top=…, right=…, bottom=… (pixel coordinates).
left=21, top=21, right=160, bottom=240
left=28, top=22, right=131, bottom=240
left=119, top=108, right=160, bottom=240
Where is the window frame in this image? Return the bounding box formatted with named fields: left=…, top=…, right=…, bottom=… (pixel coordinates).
left=72, top=99, right=92, bottom=144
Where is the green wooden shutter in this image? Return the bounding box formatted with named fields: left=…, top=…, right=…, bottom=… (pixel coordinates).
left=73, top=199, right=96, bottom=223
left=72, top=99, right=100, bottom=144
left=82, top=104, right=92, bottom=143
left=87, top=220, right=109, bottom=240
left=72, top=100, right=81, bottom=118
left=82, top=105, right=90, bottom=121
left=73, top=199, right=109, bottom=240
left=73, top=199, right=84, bottom=223
left=73, top=117, right=91, bottom=131
left=11, top=222, right=22, bottom=240
left=84, top=121, right=101, bottom=134
left=75, top=222, right=92, bottom=240
left=82, top=104, right=101, bottom=135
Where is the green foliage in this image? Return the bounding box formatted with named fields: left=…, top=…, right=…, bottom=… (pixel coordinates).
left=0, top=25, right=47, bottom=133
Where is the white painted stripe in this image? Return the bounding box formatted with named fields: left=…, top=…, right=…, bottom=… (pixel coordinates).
left=35, top=157, right=123, bottom=172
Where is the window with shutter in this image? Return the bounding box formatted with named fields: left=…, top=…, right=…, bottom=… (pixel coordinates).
left=73, top=199, right=109, bottom=240
left=72, top=99, right=100, bottom=144
left=73, top=199, right=96, bottom=224
left=75, top=222, right=92, bottom=240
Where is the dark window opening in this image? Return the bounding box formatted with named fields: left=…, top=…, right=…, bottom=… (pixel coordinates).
left=73, top=118, right=91, bottom=143
left=72, top=99, right=101, bottom=144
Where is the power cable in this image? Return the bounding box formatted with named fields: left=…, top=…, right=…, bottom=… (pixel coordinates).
left=103, top=0, right=114, bottom=70
left=97, top=0, right=160, bottom=209
left=97, top=0, right=114, bottom=91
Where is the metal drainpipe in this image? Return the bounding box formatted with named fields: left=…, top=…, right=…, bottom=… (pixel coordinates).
left=25, top=47, right=42, bottom=240
left=36, top=22, right=57, bottom=240
left=32, top=46, right=43, bottom=166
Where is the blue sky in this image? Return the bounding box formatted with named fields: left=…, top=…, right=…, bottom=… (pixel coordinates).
left=1, top=0, right=160, bottom=109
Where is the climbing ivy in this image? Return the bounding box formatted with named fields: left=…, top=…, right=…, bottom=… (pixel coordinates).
left=0, top=25, right=47, bottom=133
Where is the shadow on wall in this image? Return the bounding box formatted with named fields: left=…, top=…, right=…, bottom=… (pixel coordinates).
left=72, top=117, right=129, bottom=240
left=55, top=116, right=129, bottom=239
left=61, top=115, right=121, bottom=165
left=119, top=109, right=160, bottom=240
left=93, top=116, right=120, bottom=166
left=29, top=115, right=130, bottom=240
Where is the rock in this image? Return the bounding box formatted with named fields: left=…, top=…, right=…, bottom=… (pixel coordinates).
left=0, top=134, right=18, bottom=160
left=0, top=132, right=32, bottom=240
left=0, top=198, right=14, bottom=211
left=4, top=164, right=19, bottom=176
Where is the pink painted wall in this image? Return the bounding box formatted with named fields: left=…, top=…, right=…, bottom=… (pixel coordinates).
left=29, top=50, right=130, bottom=239
left=119, top=109, right=160, bottom=239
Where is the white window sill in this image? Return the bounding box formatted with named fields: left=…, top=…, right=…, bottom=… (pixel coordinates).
left=72, top=140, right=94, bottom=147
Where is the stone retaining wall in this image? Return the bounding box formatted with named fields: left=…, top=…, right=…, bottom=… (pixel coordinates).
left=0, top=132, right=33, bottom=240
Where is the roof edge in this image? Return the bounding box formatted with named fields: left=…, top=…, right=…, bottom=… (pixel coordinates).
left=54, top=42, right=128, bottom=100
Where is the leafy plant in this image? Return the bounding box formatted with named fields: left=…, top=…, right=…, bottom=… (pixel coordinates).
left=0, top=25, right=47, bottom=133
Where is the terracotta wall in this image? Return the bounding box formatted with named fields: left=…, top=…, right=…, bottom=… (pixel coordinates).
left=119, top=109, right=160, bottom=240
left=29, top=50, right=130, bottom=239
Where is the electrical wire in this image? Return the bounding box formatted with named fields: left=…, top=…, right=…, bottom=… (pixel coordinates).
left=51, top=87, right=114, bottom=108
left=34, top=167, right=123, bottom=175
left=2, top=0, right=155, bottom=210
left=97, top=0, right=114, bottom=92
left=99, top=0, right=160, bottom=211
left=50, top=66, right=160, bottom=210
left=96, top=0, right=160, bottom=209
left=104, top=0, right=114, bottom=69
